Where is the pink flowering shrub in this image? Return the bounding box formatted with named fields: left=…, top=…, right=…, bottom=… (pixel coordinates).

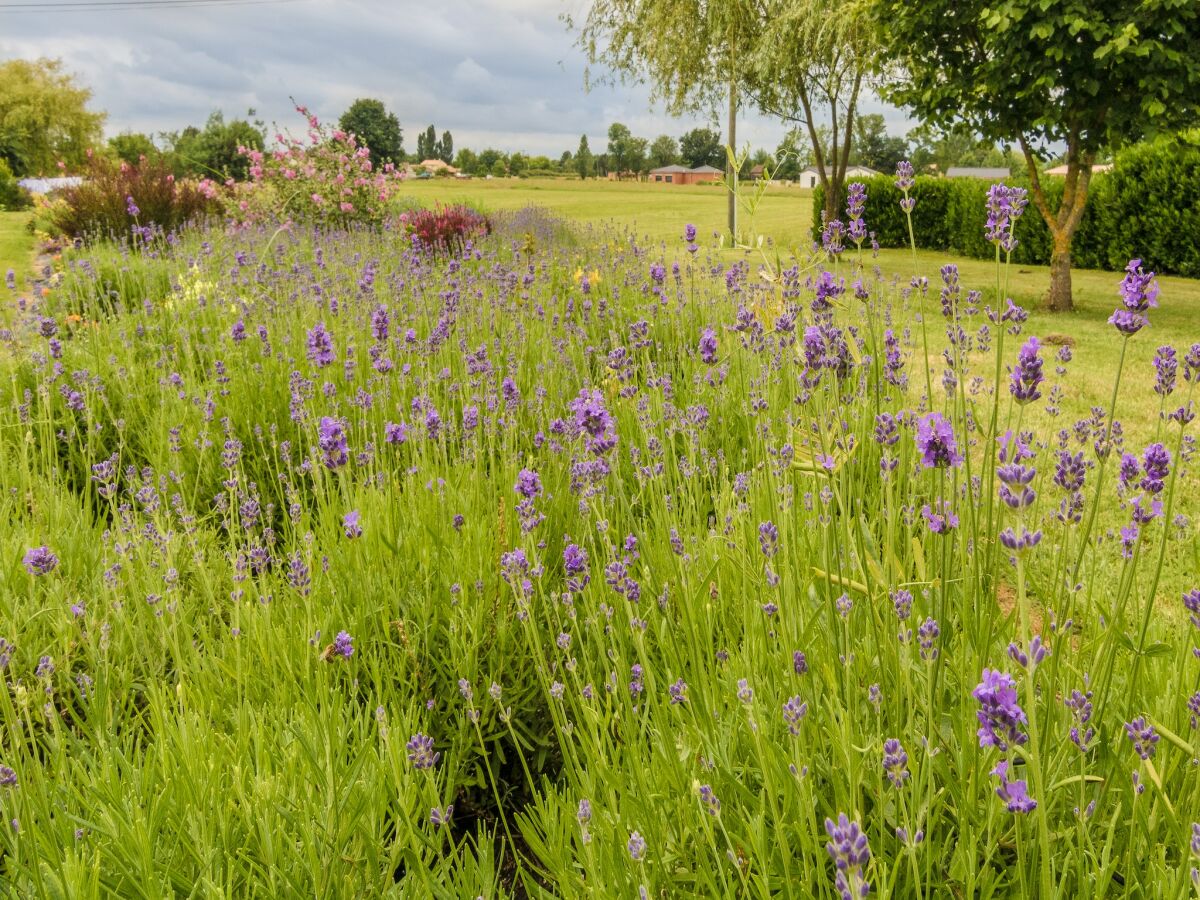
left=235, top=105, right=407, bottom=228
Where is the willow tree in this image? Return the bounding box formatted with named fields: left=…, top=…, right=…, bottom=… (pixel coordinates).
left=746, top=0, right=880, bottom=226
left=570, top=0, right=757, bottom=236
left=873, top=0, right=1200, bottom=311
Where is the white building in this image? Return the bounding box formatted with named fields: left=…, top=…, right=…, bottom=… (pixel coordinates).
left=796, top=165, right=879, bottom=189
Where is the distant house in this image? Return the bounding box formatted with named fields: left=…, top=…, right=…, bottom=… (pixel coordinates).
left=946, top=167, right=1010, bottom=179
left=17, top=176, right=83, bottom=194
left=1045, top=163, right=1113, bottom=176
left=649, top=164, right=723, bottom=185
left=417, top=159, right=459, bottom=175
left=795, top=165, right=879, bottom=188
left=749, top=164, right=767, bottom=181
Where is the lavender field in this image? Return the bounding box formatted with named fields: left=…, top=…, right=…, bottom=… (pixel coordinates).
left=1, top=181, right=1199, bottom=898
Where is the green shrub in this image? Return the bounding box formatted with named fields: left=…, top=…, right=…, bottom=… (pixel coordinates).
left=812, top=138, right=1200, bottom=275
left=0, top=158, right=32, bottom=211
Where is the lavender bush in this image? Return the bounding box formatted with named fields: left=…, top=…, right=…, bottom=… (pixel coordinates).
left=0, top=179, right=1197, bottom=896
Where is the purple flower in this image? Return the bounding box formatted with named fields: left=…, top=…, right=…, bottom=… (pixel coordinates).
left=973, top=668, right=1028, bottom=751
left=669, top=678, right=688, bottom=704
left=514, top=468, right=542, bottom=499
left=984, top=184, right=1029, bottom=252
left=846, top=182, right=867, bottom=243
left=306, top=321, right=335, bottom=368
left=883, top=738, right=909, bottom=787
left=1140, top=443, right=1171, bottom=494
left=317, top=417, right=348, bottom=469
left=1109, top=309, right=1149, bottom=336
left=23, top=546, right=58, bottom=576
left=569, top=388, right=613, bottom=438
left=333, top=631, right=354, bottom=658
left=915, top=413, right=963, bottom=469
left=698, top=784, right=720, bottom=817
left=699, top=327, right=718, bottom=364
left=895, top=160, right=915, bottom=193
left=1118, top=259, right=1159, bottom=312
left=812, top=270, right=845, bottom=311
left=991, top=760, right=1037, bottom=813
left=758, top=521, right=779, bottom=557
left=922, top=500, right=959, bottom=534
left=1125, top=717, right=1159, bottom=760
left=126, top=195, right=139, bottom=217
left=0, top=766, right=15, bottom=788
left=1153, top=346, right=1177, bottom=396
left=627, top=830, right=646, bottom=861
left=793, top=650, right=808, bottom=676
left=384, top=421, right=408, bottom=444
left=825, top=813, right=871, bottom=900
left=1009, top=337, right=1044, bottom=404
left=782, top=695, right=809, bottom=735
left=343, top=510, right=361, bottom=539
left=1184, top=344, right=1200, bottom=383
left=406, top=732, right=439, bottom=769
left=1065, top=688, right=1095, bottom=752
left=684, top=223, right=697, bottom=243
left=918, top=618, right=940, bottom=660
left=430, top=805, right=454, bottom=827
left=1007, top=636, right=1049, bottom=669
left=1185, top=589, right=1200, bottom=630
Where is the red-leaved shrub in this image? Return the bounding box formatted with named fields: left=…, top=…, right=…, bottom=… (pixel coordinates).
left=50, top=153, right=220, bottom=239
left=403, top=204, right=491, bottom=256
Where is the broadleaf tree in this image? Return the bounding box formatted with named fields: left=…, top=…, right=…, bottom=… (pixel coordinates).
left=746, top=0, right=880, bottom=225
left=0, top=57, right=105, bottom=176
left=338, top=98, right=403, bottom=166
left=874, top=0, right=1200, bottom=310
left=571, top=0, right=758, bottom=234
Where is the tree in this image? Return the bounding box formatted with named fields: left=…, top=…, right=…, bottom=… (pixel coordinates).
left=747, top=0, right=880, bottom=225
left=875, top=0, right=1200, bottom=311
left=454, top=148, right=479, bottom=175
left=604, top=125, right=648, bottom=177
left=478, top=148, right=503, bottom=172
left=575, top=135, right=595, bottom=179
left=416, top=125, right=437, bottom=161
left=850, top=113, right=908, bottom=173
left=338, top=98, right=402, bottom=166
left=508, top=153, right=527, bottom=176
left=679, top=127, right=724, bottom=168
left=0, top=57, right=105, bottom=176
left=108, top=132, right=159, bottom=166
left=166, top=111, right=265, bottom=181
left=572, top=1, right=758, bottom=233
left=559, top=150, right=573, bottom=171
left=648, top=134, right=679, bottom=169
left=439, top=131, right=453, bottom=164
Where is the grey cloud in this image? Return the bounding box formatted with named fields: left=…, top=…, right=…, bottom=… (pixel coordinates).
left=0, top=0, right=910, bottom=157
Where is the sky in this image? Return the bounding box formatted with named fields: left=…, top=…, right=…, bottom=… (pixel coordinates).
left=0, top=0, right=911, bottom=157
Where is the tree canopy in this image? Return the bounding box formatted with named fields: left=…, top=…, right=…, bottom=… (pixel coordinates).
left=165, top=111, right=265, bottom=182
left=874, top=0, right=1200, bottom=309
left=338, top=98, right=403, bottom=166
left=0, top=57, right=105, bottom=176
left=679, top=128, right=724, bottom=169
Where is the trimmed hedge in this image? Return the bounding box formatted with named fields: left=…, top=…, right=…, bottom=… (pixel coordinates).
left=812, top=136, right=1200, bottom=276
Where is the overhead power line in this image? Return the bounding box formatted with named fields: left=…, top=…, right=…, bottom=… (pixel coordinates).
left=0, top=0, right=303, bottom=11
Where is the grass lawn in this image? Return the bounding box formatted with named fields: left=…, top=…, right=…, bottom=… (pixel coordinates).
left=405, top=175, right=1199, bottom=431
left=0, top=210, right=34, bottom=282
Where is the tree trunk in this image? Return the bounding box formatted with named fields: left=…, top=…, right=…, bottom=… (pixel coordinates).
left=727, top=77, right=738, bottom=239
left=1020, top=134, right=1094, bottom=314
left=1047, top=233, right=1073, bottom=312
